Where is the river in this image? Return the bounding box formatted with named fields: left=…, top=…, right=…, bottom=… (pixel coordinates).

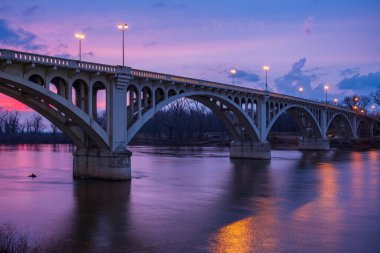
left=0, top=145, right=379, bottom=252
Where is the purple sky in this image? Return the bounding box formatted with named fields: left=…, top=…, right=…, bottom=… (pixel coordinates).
left=0, top=0, right=380, bottom=112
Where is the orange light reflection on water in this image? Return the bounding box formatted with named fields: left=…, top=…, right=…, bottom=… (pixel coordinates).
left=207, top=200, right=278, bottom=253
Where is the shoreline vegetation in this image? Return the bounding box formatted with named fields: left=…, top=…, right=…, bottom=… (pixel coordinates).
left=1, top=100, right=379, bottom=149
left=0, top=223, right=63, bottom=253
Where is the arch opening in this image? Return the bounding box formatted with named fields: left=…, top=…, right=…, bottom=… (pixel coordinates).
left=72, top=79, right=89, bottom=113
left=326, top=114, right=354, bottom=139
left=267, top=106, right=323, bottom=146
left=126, top=91, right=260, bottom=144
left=92, top=81, right=107, bottom=130
left=49, top=77, right=67, bottom=99
left=28, top=74, right=44, bottom=86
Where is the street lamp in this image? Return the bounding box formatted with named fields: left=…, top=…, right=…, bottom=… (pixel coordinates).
left=118, top=23, right=128, bottom=66
left=324, top=85, right=329, bottom=104
left=75, top=33, right=85, bottom=61
left=333, top=98, right=338, bottom=106
left=263, top=66, right=270, bottom=91
left=230, top=68, right=237, bottom=85
left=353, top=105, right=358, bottom=110
left=298, top=87, right=303, bottom=98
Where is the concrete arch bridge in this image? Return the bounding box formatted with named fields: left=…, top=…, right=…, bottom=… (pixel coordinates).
left=0, top=49, right=378, bottom=180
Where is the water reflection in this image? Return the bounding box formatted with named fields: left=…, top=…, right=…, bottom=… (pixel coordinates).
left=0, top=146, right=379, bottom=252
left=62, top=180, right=132, bottom=252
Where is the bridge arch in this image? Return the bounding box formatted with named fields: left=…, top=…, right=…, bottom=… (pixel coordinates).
left=356, top=118, right=372, bottom=137
left=0, top=71, right=109, bottom=150
left=265, top=104, right=323, bottom=140
left=326, top=113, right=355, bottom=137
left=126, top=91, right=261, bottom=143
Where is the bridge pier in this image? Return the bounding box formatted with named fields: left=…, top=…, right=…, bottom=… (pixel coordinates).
left=73, top=150, right=132, bottom=180
left=298, top=138, right=330, bottom=151
left=230, top=141, right=271, bottom=159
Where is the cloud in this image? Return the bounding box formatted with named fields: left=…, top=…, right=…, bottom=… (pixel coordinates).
left=144, top=41, right=158, bottom=48
left=340, top=67, right=360, bottom=77
left=22, top=5, right=41, bottom=16
left=0, top=19, right=46, bottom=51
left=227, top=69, right=260, bottom=83
left=53, top=53, right=73, bottom=59
left=83, top=51, right=95, bottom=58
left=152, top=2, right=166, bottom=8
left=275, top=58, right=317, bottom=95
left=304, top=16, right=315, bottom=35
left=337, top=72, right=380, bottom=91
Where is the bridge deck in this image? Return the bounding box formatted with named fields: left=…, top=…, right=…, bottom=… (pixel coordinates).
left=0, top=48, right=375, bottom=119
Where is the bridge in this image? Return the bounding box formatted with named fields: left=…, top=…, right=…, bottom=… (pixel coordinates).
left=0, top=49, right=378, bottom=180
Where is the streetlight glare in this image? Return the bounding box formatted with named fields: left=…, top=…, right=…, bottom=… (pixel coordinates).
left=75, top=33, right=85, bottom=40
left=230, top=69, right=237, bottom=75
left=324, top=85, right=329, bottom=90
left=118, top=23, right=128, bottom=31
left=299, top=87, right=303, bottom=92
left=263, top=66, right=270, bottom=71
left=333, top=98, right=338, bottom=103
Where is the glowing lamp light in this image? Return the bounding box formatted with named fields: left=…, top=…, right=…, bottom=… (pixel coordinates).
left=118, top=23, right=128, bottom=31
left=324, top=85, right=329, bottom=91
left=75, top=33, right=85, bottom=40
left=230, top=69, right=237, bottom=75
left=263, top=66, right=270, bottom=71
left=354, top=96, right=359, bottom=102
left=353, top=105, right=358, bottom=110
left=299, top=87, right=303, bottom=92
left=360, top=109, right=365, bottom=113
left=333, top=98, right=338, bottom=103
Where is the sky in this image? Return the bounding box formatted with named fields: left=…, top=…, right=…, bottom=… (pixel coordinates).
left=0, top=0, right=380, bottom=113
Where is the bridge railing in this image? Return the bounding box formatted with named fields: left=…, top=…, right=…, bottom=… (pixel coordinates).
left=0, top=49, right=117, bottom=73
left=0, top=48, right=377, bottom=120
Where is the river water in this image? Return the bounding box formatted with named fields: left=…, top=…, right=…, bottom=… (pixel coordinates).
left=0, top=145, right=379, bottom=252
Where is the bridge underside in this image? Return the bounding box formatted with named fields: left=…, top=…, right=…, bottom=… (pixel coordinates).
left=0, top=48, right=378, bottom=180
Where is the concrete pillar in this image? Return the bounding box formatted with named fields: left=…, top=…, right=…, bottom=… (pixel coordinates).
left=258, top=95, right=269, bottom=143
left=138, top=88, right=142, bottom=119
left=321, top=108, right=327, bottom=138
left=67, top=82, right=72, bottom=103
left=152, top=89, right=156, bottom=109
left=109, top=66, right=131, bottom=151
left=73, top=150, right=131, bottom=180
left=230, top=141, right=271, bottom=159
left=299, top=138, right=330, bottom=150
left=72, top=67, right=133, bottom=181
left=87, top=82, right=93, bottom=117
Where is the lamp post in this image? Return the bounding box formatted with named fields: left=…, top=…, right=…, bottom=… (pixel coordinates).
left=324, top=85, right=329, bottom=104
left=75, top=33, right=85, bottom=61
left=118, top=23, right=128, bottom=66
left=333, top=98, right=338, bottom=106
left=299, top=87, right=303, bottom=98
left=230, top=68, right=237, bottom=85
left=263, top=66, right=270, bottom=91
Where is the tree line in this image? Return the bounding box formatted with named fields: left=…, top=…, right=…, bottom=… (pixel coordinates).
left=1, top=86, right=380, bottom=145
left=0, top=110, right=68, bottom=144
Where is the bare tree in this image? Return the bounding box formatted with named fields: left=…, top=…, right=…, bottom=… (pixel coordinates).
left=31, top=114, right=45, bottom=134
left=371, top=87, right=380, bottom=106
left=343, top=95, right=371, bottom=110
